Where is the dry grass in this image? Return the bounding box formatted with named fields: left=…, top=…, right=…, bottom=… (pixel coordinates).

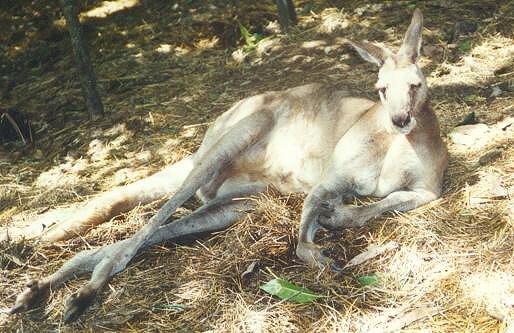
left=1, top=0, right=513, bottom=332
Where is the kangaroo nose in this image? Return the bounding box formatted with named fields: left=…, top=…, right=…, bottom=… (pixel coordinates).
left=392, top=113, right=411, bottom=128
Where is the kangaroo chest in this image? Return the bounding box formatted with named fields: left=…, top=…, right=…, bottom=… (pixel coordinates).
left=334, top=131, right=416, bottom=198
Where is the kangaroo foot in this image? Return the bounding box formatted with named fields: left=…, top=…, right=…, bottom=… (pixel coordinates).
left=10, top=280, right=49, bottom=314
left=63, top=285, right=98, bottom=323
left=296, top=242, right=342, bottom=272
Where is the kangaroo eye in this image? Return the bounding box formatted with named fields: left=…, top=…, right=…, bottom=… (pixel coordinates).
left=410, top=83, right=422, bottom=90
left=378, top=87, right=387, bottom=99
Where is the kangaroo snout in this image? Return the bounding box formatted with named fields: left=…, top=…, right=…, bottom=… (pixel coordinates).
left=392, top=113, right=411, bottom=128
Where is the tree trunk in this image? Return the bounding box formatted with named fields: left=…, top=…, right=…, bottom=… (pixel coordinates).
left=60, top=0, right=104, bottom=120
left=275, top=0, right=297, bottom=33
left=286, top=0, right=297, bottom=25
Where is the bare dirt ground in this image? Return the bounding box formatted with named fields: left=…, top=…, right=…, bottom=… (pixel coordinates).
left=0, top=0, right=513, bottom=331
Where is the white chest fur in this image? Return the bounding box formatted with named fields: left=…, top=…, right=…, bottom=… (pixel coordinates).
left=262, top=111, right=333, bottom=192
left=331, top=123, right=417, bottom=198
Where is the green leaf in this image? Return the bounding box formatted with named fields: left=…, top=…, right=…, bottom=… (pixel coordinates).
left=260, top=278, right=321, bottom=303
left=458, top=40, right=471, bottom=52
left=239, top=23, right=255, bottom=48
left=356, top=274, right=381, bottom=286
left=406, top=3, right=417, bottom=10
left=458, top=209, right=473, bottom=217
left=152, top=303, right=190, bottom=312
left=243, top=44, right=256, bottom=53
left=253, top=33, right=264, bottom=43
left=463, top=94, right=484, bottom=102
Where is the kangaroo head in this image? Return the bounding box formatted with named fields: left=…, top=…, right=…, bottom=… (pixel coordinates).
left=348, top=9, right=426, bottom=134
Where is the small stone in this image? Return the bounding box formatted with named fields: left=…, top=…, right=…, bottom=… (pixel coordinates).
left=490, top=86, right=502, bottom=97
left=33, top=149, right=44, bottom=159
left=448, top=123, right=489, bottom=147
left=469, top=173, right=508, bottom=206
left=422, top=45, right=443, bottom=58
left=457, top=112, right=477, bottom=126
left=451, top=21, right=478, bottom=42
left=478, top=149, right=502, bottom=165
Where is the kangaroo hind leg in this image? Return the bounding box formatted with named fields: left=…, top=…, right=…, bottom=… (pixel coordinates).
left=10, top=179, right=265, bottom=319
left=61, top=180, right=265, bottom=323
left=58, top=111, right=272, bottom=322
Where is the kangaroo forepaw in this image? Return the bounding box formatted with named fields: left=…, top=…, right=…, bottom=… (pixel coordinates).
left=10, top=280, right=49, bottom=314
left=63, top=286, right=97, bottom=323
left=318, top=202, right=365, bottom=229
left=296, top=242, right=342, bottom=272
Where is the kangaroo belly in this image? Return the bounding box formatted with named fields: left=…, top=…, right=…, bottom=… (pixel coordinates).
left=233, top=119, right=332, bottom=193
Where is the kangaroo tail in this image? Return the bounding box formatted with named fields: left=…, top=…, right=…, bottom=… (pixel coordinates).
left=2, top=155, right=195, bottom=243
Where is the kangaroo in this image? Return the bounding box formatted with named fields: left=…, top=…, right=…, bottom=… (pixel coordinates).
left=9, top=9, right=447, bottom=323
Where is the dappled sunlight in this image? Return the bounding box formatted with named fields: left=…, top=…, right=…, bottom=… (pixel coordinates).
left=310, top=297, right=439, bottom=333
left=230, top=37, right=283, bottom=64
left=174, top=45, right=191, bottom=56
left=384, top=245, right=453, bottom=295
left=155, top=44, right=172, bottom=54
left=301, top=40, right=327, bottom=49
left=462, top=271, right=514, bottom=322
left=428, top=35, right=514, bottom=87
left=194, top=36, right=219, bottom=50
left=283, top=54, right=315, bottom=64
left=349, top=306, right=438, bottom=333
left=211, top=296, right=298, bottom=333
left=173, top=279, right=212, bottom=307
left=255, top=37, right=282, bottom=56
left=448, top=116, right=513, bottom=154
left=80, top=0, right=140, bottom=19
left=34, top=157, right=88, bottom=190
left=8, top=122, right=165, bottom=211
left=465, top=170, right=509, bottom=207
left=155, top=138, right=183, bottom=160
left=317, top=8, right=350, bottom=34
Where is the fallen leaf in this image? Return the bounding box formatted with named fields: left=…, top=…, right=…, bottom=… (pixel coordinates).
left=384, top=307, right=438, bottom=332
left=152, top=303, right=190, bottom=312
left=356, top=274, right=381, bottom=286
left=458, top=40, right=471, bottom=52
left=344, top=241, right=398, bottom=269
left=260, top=278, right=320, bottom=303
left=241, top=260, right=259, bottom=280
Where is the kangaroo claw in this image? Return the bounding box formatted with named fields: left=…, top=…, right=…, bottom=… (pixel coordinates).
left=320, top=248, right=334, bottom=257
left=330, top=261, right=343, bottom=272
left=63, top=286, right=97, bottom=324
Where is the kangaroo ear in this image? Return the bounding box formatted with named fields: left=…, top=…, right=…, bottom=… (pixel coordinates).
left=346, top=40, right=390, bottom=66
left=399, top=9, right=423, bottom=63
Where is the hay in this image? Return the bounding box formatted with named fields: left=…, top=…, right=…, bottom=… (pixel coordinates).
left=1, top=0, right=513, bottom=331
